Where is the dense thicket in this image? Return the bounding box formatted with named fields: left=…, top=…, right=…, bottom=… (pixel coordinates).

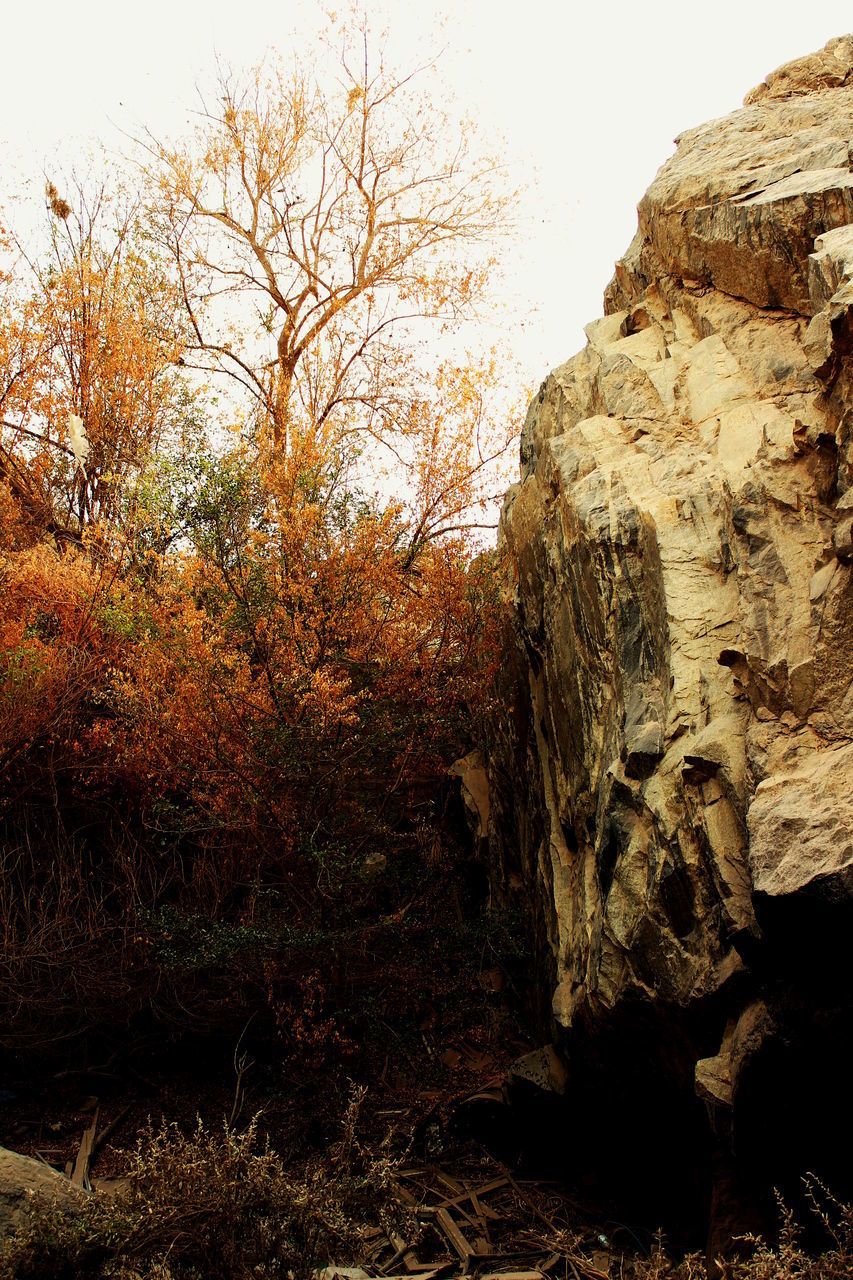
left=0, top=21, right=518, bottom=1058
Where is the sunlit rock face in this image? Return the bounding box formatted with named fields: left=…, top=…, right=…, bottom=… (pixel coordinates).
left=488, top=36, right=853, bottom=1230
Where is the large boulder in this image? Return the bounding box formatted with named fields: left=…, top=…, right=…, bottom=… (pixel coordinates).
left=0, top=1146, right=85, bottom=1236
left=488, top=37, right=853, bottom=1239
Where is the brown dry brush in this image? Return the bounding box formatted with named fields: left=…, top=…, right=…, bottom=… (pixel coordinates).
left=0, top=824, right=154, bottom=1053
left=0, top=812, right=238, bottom=1056
left=0, top=812, right=457, bottom=1063
left=614, top=1182, right=853, bottom=1278
left=4, top=1143, right=853, bottom=1280
left=0, top=1088, right=410, bottom=1280
left=0, top=538, right=493, bottom=1063
left=0, top=832, right=254, bottom=1061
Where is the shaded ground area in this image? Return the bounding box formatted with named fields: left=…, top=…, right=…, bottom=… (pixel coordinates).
left=3, top=800, right=853, bottom=1278
left=0, top=800, right=679, bottom=1278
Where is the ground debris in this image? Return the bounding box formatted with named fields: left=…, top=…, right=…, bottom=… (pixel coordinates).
left=70, top=1104, right=99, bottom=1190
left=356, top=1156, right=613, bottom=1280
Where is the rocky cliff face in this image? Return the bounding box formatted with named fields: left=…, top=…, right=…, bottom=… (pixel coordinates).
left=489, top=37, right=853, bottom=1233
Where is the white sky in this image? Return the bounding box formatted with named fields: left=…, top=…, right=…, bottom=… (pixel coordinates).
left=2, top=1, right=852, bottom=392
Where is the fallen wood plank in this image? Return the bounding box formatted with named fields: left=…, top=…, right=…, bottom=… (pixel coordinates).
left=381, top=1273, right=441, bottom=1280
left=92, top=1104, right=130, bottom=1154
left=433, top=1171, right=465, bottom=1196
left=386, top=1268, right=454, bottom=1280
left=71, top=1107, right=99, bottom=1191
left=479, top=1273, right=548, bottom=1280
left=380, top=1234, right=421, bottom=1275
left=433, top=1177, right=508, bottom=1211
left=446, top=1199, right=480, bottom=1233
left=469, top=1253, right=534, bottom=1262
left=379, top=1249, right=410, bottom=1275
left=476, top=1203, right=502, bottom=1222
left=422, top=1178, right=485, bottom=1234
left=434, top=1208, right=473, bottom=1263
left=392, top=1181, right=419, bottom=1207
left=468, top=1186, right=490, bottom=1246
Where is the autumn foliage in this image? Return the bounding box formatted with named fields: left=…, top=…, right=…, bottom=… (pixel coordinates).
left=0, top=21, right=518, bottom=1057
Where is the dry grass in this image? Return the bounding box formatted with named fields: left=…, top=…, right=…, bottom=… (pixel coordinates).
left=616, top=1180, right=853, bottom=1279
left=4, top=1132, right=853, bottom=1280
left=0, top=1089, right=408, bottom=1280
left=0, top=824, right=161, bottom=1054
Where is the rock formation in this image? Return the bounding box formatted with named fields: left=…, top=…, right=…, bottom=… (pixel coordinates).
left=0, top=1145, right=85, bottom=1236
left=488, top=37, right=853, bottom=1237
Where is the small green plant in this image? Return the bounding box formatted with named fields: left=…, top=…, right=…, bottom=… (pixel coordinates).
left=141, top=904, right=281, bottom=972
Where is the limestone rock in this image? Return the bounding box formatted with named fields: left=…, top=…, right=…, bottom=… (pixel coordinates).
left=745, top=37, right=853, bottom=103
left=835, top=510, right=853, bottom=562
left=0, top=1146, right=85, bottom=1236
left=488, top=37, right=853, bottom=1226
left=695, top=1000, right=774, bottom=1123
left=508, top=1044, right=568, bottom=1096
left=748, top=743, right=853, bottom=900
left=449, top=750, right=490, bottom=847
left=604, top=44, right=853, bottom=317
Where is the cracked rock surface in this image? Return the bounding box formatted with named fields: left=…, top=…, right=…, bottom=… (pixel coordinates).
left=488, top=37, right=853, bottom=1231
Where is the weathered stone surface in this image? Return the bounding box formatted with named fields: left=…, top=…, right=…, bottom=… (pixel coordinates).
left=835, top=510, right=853, bottom=561
left=449, top=749, right=490, bottom=847
left=604, top=43, right=853, bottom=318
left=695, top=1000, right=774, bottom=1120
left=745, top=37, right=853, bottom=103
left=508, top=1044, right=568, bottom=1096
left=0, top=1146, right=85, bottom=1236
left=748, top=743, right=853, bottom=900
left=489, top=37, right=853, bottom=1230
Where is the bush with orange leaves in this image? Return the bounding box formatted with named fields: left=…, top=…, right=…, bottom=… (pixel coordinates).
left=0, top=542, right=121, bottom=799
left=0, top=15, right=520, bottom=1059
left=0, top=469, right=506, bottom=1053
left=118, top=498, right=503, bottom=864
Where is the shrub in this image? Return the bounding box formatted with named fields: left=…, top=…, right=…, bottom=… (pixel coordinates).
left=0, top=1090, right=408, bottom=1280
left=618, top=1180, right=853, bottom=1278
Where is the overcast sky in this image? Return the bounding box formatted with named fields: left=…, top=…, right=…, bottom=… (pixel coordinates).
left=3, top=1, right=852, bottom=391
